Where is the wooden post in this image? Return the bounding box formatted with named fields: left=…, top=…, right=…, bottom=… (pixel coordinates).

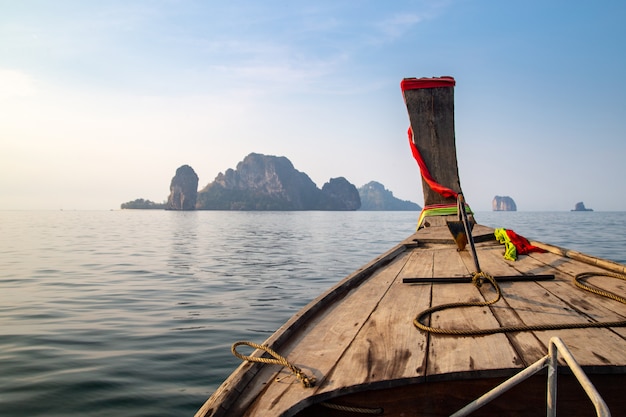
left=401, top=77, right=463, bottom=207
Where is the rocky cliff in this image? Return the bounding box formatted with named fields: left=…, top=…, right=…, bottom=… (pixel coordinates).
left=492, top=195, right=517, bottom=211
left=358, top=181, right=421, bottom=211
left=166, top=165, right=199, bottom=210
left=321, top=177, right=361, bottom=210
left=196, top=153, right=361, bottom=210
left=121, top=153, right=423, bottom=211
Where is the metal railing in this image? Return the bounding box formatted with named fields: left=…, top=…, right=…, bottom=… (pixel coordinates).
left=449, top=337, right=611, bottom=417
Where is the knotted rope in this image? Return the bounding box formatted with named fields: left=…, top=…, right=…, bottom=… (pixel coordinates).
left=231, top=341, right=316, bottom=388
left=414, top=270, right=626, bottom=336
left=232, top=342, right=388, bottom=412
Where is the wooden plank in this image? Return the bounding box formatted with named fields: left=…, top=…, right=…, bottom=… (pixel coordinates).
left=242, top=251, right=412, bottom=416
left=325, top=249, right=434, bottom=387
left=424, top=245, right=521, bottom=375
left=400, top=247, right=438, bottom=278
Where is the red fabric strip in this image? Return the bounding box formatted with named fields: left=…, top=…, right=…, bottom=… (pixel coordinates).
left=401, top=76, right=456, bottom=91
left=505, top=229, right=547, bottom=255
left=407, top=127, right=458, bottom=199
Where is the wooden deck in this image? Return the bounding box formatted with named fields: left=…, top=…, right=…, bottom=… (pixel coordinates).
left=196, top=222, right=626, bottom=417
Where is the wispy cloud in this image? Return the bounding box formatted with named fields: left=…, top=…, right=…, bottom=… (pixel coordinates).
left=375, top=13, right=426, bottom=41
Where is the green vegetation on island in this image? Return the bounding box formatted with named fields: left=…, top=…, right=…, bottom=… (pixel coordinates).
left=120, top=198, right=166, bottom=209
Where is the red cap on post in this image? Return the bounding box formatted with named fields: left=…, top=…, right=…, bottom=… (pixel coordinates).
left=400, top=76, right=456, bottom=91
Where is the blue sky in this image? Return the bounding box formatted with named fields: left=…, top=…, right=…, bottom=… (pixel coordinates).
left=1, top=0, right=625, bottom=211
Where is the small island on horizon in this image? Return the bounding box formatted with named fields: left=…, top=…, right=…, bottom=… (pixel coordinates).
left=571, top=201, right=593, bottom=212
left=492, top=195, right=516, bottom=211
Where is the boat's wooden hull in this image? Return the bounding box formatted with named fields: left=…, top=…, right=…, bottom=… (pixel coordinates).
left=196, top=223, right=626, bottom=417
left=294, top=373, right=626, bottom=416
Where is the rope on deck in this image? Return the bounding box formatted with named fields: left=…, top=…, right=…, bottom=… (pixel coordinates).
left=231, top=341, right=316, bottom=388
left=414, top=270, right=626, bottom=336
left=575, top=271, right=626, bottom=304
left=232, top=343, right=385, bottom=414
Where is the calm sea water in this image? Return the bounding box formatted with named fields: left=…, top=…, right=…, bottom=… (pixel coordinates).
left=1, top=210, right=624, bottom=417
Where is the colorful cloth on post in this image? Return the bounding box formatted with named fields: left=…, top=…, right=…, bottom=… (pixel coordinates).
left=416, top=203, right=472, bottom=230
left=494, top=228, right=547, bottom=261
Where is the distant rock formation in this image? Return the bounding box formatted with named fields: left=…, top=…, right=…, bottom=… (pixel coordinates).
left=166, top=165, right=199, bottom=210
left=320, top=177, right=361, bottom=210
left=196, top=153, right=361, bottom=210
left=358, top=181, right=421, bottom=211
left=492, top=195, right=517, bottom=211
left=121, top=198, right=165, bottom=209
left=121, top=153, right=422, bottom=211
left=572, top=202, right=593, bottom=212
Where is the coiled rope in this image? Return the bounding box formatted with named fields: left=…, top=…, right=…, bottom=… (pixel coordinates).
left=414, top=270, right=626, bottom=336
left=575, top=271, right=626, bottom=304
left=231, top=341, right=316, bottom=388
left=232, top=343, right=385, bottom=414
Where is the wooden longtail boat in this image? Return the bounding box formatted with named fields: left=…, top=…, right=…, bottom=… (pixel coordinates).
left=195, top=77, right=626, bottom=417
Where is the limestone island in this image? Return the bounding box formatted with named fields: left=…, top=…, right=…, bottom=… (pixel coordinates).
left=571, top=202, right=593, bottom=212
left=121, top=153, right=422, bottom=211
left=492, top=195, right=517, bottom=211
